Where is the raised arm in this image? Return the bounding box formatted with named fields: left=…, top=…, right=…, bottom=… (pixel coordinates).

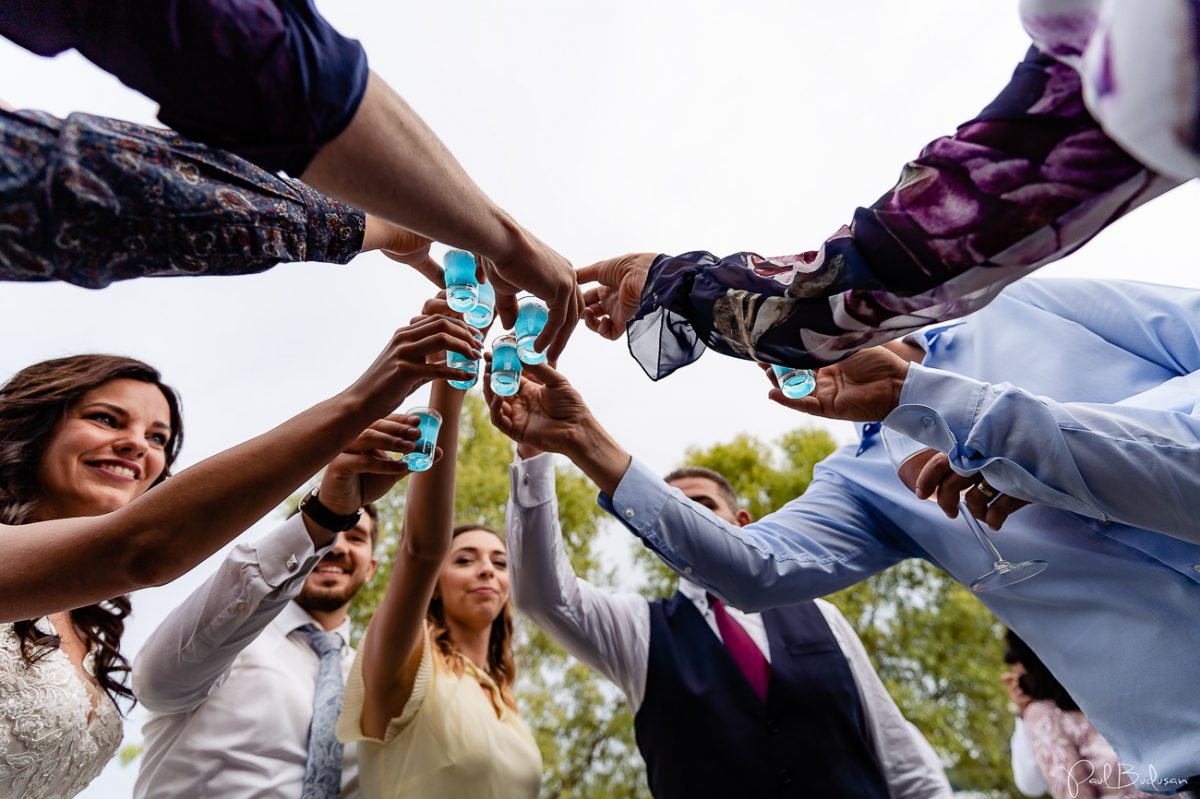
left=484, top=360, right=906, bottom=613
left=507, top=450, right=650, bottom=709
left=580, top=49, right=1179, bottom=375
left=356, top=379, right=463, bottom=739
left=0, top=315, right=480, bottom=621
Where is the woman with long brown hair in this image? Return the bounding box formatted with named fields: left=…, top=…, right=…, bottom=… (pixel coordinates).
left=337, top=365, right=540, bottom=798
left=0, top=309, right=483, bottom=798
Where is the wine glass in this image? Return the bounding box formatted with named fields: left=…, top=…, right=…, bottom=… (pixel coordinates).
left=880, top=426, right=1046, bottom=593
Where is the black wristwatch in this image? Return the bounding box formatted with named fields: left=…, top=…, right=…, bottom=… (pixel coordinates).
left=299, top=487, right=363, bottom=533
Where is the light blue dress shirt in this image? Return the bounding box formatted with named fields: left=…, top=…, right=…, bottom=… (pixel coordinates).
left=604, top=279, right=1200, bottom=795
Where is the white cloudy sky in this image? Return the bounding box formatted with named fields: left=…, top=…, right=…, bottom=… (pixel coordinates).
left=3, top=2, right=1199, bottom=796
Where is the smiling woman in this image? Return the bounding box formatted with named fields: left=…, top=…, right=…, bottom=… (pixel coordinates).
left=0, top=354, right=183, bottom=799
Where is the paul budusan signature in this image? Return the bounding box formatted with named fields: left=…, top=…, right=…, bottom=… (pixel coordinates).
left=1067, top=760, right=1189, bottom=797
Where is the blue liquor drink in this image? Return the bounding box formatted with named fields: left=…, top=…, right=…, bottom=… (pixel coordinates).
left=771, top=364, right=816, bottom=399
left=443, top=250, right=479, bottom=313
left=402, top=407, right=442, bottom=472
left=465, top=279, right=495, bottom=329
left=515, top=296, right=549, bottom=365
left=447, top=330, right=484, bottom=391
left=490, top=333, right=522, bottom=396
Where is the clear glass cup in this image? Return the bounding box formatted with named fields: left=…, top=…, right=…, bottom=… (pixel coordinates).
left=465, top=279, right=496, bottom=329
left=490, top=333, right=523, bottom=396
left=514, top=295, right=549, bottom=365
left=443, top=250, right=479, bottom=313
left=880, top=426, right=1046, bottom=593
left=402, top=407, right=442, bottom=472
left=771, top=364, right=816, bottom=399
left=446, top=330, right=484, bottom=390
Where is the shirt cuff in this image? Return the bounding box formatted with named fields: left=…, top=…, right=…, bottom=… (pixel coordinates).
left=511, top=452, right=557, bottom=507
left=254, top=514, right=330, bottom=589
left=887, top=363, right=987, bottom=466
left=293, top=178, right=367, bottom=265
left=605, top=458, right=672, bottom=539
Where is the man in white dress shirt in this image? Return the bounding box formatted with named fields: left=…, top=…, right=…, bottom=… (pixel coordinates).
left=132, top=416, right=414, bottom=799
left=508, top=449, right=951, bottom=799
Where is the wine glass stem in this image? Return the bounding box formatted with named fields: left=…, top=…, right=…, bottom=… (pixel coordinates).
left=958, top=502, right=1006, bottom=564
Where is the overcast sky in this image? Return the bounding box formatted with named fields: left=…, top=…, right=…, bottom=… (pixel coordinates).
left=3, top=2, right=1199, bottom=796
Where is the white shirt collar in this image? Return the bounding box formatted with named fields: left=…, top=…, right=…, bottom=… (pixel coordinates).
left=273, top=600, right=351, bottom=649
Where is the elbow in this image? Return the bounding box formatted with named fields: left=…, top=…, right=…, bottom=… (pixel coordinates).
left=119, top=533, right=191, bottom=590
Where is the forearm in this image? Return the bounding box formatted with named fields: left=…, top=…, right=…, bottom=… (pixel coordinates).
left=134, top=515, right=328, bottom=712
left=507, top=455, right=649, bottom=706
left=301, top=73, right=523, bottom=264
left=889, top=364, right=1200, bottom=541
left=0, top=109, right=365, bottom=289
left=560, top=415, right=632, bottom=498
left=360, top=382, right=463, bottom=727
left=627, top=49, right=1177, bottom=376
left=0, top=385, right=388, bottom=622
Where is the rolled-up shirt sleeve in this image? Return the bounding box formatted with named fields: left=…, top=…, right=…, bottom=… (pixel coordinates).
left=887, top=363, right=1200, bottom=543
left=605, top=457, right=910, bottom=613
left=626, top=48, right=1178, bottom=378
left=0, top=0, right=368, bottom=175
left=132, top=515, right=333, bottom=714
left=0, top=109, right=365, bottom=288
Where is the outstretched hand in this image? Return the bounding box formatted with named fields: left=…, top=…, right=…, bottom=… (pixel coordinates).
left=763, top=347, right=909, bottom=422
left=363, top=216, right=444, bottom=287
left=481, top=232, right=583, bottom=364
left=482, top=358, right=592, bottom=456
left=577, top=253, right=656, bottom=340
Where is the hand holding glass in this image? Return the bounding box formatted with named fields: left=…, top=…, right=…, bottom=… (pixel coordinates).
left=880, top=426, right=1046, bottom=593
left=443, top=250, right=479, bottom=313
left=402, top=407, right=442, bottom=472
left=447, top=330, right=484, bottom=391
left=490, top=333, right=522, bottom=396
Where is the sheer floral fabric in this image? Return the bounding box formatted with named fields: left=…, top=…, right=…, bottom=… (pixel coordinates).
left=0, top=621, right=122, bottom=799
left=629, top=1, right=1193, bottom=376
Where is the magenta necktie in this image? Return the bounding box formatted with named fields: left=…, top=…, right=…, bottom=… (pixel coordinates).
left=707, top=594, right=770, bottom=702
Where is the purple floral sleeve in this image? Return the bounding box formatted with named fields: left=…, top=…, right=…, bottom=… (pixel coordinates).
left=628, top=47, right=1180, bottom=377
left=0, top=109, right=366, bottom=289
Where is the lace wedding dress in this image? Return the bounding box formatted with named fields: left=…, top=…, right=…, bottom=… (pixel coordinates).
left=0, top=620, right=122, bottom=798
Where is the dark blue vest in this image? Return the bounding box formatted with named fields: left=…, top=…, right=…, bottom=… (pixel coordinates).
left=633, top=593, right=890, bottom=799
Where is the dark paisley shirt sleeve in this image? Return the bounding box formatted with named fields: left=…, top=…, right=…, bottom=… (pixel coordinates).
left=0, top=109, right=366, bottom=289
left=0, top=0, right=368, bottom=176
left=628, top=48, right=1181, bottom=377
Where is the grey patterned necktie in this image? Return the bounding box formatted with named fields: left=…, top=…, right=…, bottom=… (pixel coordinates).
left=296, top=624, right=345, bottom=799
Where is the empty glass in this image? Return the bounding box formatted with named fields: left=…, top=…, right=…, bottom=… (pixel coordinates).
left=514, top=296, right=549, bottom=365
left=771, top=365, right=816, bottom=399
left=490, top=333, right=522, bottom=396
left=880, top=425, right=1047, bottom=593
left=443, top=250, right=479, bottom=313
left=465, top=279, right=496, bottom=329
left=402, top=407, right=442, bottom=472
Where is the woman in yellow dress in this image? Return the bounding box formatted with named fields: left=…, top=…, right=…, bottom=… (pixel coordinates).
left=338, top=367, right=541, bottom=798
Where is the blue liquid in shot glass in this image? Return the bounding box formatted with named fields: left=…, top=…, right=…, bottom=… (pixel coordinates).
left=444, top=250, right=479, bottom=313
left=490, top=338, right=523, bottom=396
left=515, top=299, right=549, bottom=364
left=447, top=351, right=479, bottom=390
left=465, top=280, right=495, bottom=329
left=403, top=410, right=442, bottom=472
left=772, top=365, right=816, bottom=399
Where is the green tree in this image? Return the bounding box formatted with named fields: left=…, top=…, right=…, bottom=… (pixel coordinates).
left=663, top=428, right=1018, bottom=798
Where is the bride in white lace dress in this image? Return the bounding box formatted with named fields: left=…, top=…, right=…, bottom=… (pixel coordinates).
left=0, top=355, right=184, bottom=798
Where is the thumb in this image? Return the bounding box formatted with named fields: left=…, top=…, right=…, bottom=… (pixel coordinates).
left=521, top=359, right=570, bottom=388
left=577, top=256, right=632, bottom=286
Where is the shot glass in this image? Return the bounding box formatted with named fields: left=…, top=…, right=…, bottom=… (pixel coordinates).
left=514, top=295, right=549, bottom=365
left=447, top=330, right=485, bottom=391
left=490, top=333, right=523, bottom=397
left=402, top=407, right=442, bottom=472
left=465, top=279, right=496, bottom=329
left=771, top=365, right=816, bottom=399
left=443, top=250, right=479, bottom=313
